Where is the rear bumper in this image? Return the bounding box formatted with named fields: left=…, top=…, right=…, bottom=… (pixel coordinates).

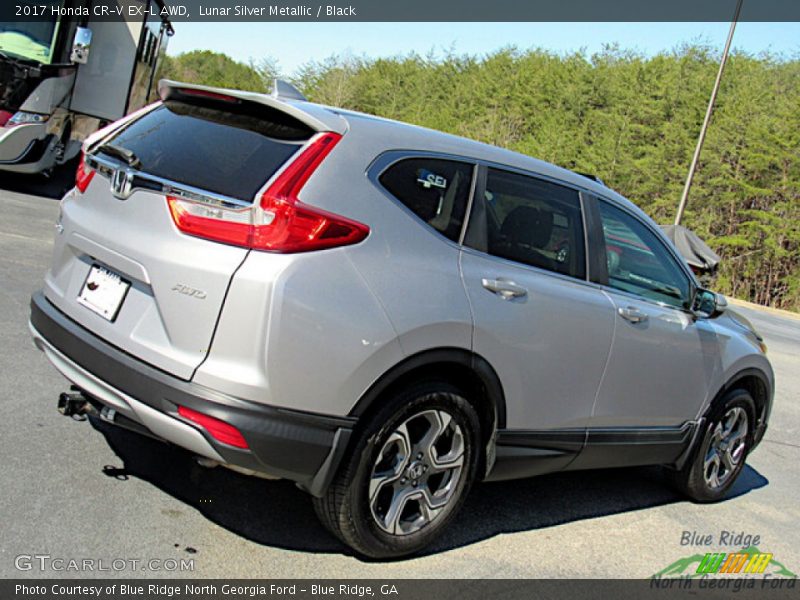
left=29, top=291, right=354, bottom=496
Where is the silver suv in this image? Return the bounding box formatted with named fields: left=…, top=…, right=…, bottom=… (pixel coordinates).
left=30, top=80, right=774, bottom=558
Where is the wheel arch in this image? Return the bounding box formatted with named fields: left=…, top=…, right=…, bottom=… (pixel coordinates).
left=708, top=367, right=773, bottom=446
left=348, top=347, right=507, bottom=476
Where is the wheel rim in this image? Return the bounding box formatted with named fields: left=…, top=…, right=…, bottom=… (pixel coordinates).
left=369, top=409, right=465, bottom=536
left=704, top=406, right=748, bottom=490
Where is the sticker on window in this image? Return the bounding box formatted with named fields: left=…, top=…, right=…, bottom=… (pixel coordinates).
left=416, top=169, right=448, bottom=190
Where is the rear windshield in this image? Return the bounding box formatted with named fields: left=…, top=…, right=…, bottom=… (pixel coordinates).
left=99, top=102, right=306, bottom=201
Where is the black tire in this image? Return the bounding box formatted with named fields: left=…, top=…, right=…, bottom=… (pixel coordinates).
left=314, top=381, right=481, bottom=559
left=673, top=389, right=756, bottom=503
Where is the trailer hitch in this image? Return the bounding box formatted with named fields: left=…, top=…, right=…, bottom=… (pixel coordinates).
left=57, top=391, right=91, bottom=420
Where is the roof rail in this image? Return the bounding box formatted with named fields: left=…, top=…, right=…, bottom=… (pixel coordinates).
left=271, top=79, right=307, bottom=102
left=576, top=172, right=606, bottom=186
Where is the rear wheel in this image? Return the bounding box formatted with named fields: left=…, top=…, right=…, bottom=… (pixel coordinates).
left=673, top=389, right=755, bottom=502
left=314, top=382, right=480, bottom=558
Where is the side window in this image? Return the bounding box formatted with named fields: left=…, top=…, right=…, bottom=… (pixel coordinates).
left=478, top=168, right=586, bottom=279
left=379, top=158, right=474, bottom=242
left=598, top=201, right=691, bottom=308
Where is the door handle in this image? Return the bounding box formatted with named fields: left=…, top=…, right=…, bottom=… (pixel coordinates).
left=481, top=278, right=528, bottom=300
left=618, top=306, right=648, bottom=323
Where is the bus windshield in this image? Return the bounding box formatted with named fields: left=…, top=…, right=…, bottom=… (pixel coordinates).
left=0, top=9, right=62, bottom=64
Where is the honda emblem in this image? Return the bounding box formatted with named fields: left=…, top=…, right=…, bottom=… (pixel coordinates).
left=110, top=169, right=134, bottom=199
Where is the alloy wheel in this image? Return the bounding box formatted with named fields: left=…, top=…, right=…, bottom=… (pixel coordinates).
left=368, top=409, right=465, bottom=535
left=704, top=406, right=748, bottom=490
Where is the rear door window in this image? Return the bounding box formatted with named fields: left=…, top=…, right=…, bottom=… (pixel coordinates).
left=379, top=158, right=475, bottom=242
left=98, top=102, right=306, bottom=202
left=468, top=168, right=586, bottom=279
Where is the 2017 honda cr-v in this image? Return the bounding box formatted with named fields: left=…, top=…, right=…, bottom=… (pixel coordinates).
left=30, top=79, right=774, bottom=558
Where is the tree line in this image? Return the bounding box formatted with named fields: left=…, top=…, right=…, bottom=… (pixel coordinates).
left=160, top=47, right=800, bottom=310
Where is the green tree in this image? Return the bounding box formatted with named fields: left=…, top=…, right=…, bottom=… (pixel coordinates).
left=158, top=50, right=267, bottom=92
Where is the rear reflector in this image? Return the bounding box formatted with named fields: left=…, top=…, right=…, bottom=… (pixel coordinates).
left=75, top=151, right=95, bottom=193
left=177, top=405, right=249, bottom=449
left=167, top=131, right=369, bottom=253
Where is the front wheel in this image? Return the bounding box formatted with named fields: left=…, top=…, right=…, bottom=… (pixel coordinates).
left=314, top=382, right=481, bottom=559
left=673, top=389, right=755, bottom=502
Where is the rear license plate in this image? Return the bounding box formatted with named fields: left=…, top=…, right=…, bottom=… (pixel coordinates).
left=77, top=264, right=130, bottom=322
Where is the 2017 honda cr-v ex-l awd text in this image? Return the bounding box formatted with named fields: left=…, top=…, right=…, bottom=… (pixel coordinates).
left=30, top=79, right=774, bottom=558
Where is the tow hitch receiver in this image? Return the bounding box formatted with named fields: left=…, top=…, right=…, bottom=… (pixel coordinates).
left=56, top=388, right=161, bottom=441
left=57, top=391, right=91, bottom=418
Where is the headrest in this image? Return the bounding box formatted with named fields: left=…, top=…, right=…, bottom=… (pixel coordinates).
left=500, top=206, right=553, bottom=248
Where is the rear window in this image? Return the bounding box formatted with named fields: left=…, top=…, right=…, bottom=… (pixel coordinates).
left=98, top=102, right=306, bottom=201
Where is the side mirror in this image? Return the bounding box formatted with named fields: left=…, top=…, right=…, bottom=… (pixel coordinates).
left=70, top=27, right=92, bottom=64
left=692, top=288, right=727, bottom=318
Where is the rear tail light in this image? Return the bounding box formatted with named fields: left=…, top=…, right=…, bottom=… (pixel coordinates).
left=177, top=406, right=249, bottom=449
left=0, top=110, right=13, bottom=127
left=75, top=151, right=95, bottom=193
left=167, top=132, right=369, bottom=252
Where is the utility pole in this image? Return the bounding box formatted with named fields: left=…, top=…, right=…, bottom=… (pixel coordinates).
left=674, top=0, right=744, bottom=226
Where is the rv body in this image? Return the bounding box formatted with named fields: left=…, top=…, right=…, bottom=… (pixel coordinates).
left=0, top=0, right=172, bottom=174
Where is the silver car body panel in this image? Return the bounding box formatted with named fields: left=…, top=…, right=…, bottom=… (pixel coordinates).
left=592, top=289, right=719, bottom=427
left=460, top=247, right=616, bottom=430
left=192, top=248, right=405, bottom=416
left=43, top=184, right=249, bottom=380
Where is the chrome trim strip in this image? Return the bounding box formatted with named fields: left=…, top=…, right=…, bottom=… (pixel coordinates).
left=86, top=153, right=253, bottom=209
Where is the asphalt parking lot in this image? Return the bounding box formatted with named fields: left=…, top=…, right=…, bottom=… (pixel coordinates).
left=1, top=186, right=798, bottom=578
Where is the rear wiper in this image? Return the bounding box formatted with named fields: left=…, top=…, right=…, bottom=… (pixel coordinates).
left=97, top=143, right=141, bottom=169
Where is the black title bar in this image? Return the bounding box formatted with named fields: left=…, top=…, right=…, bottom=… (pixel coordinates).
left=3, top=0, right=800, bottom=22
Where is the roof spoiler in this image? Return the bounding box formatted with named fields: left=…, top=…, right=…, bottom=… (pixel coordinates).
left=156, top=79, right=346, bottom=135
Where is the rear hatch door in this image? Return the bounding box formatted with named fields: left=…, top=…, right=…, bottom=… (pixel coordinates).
left=44, top=87, right=326, bottom=379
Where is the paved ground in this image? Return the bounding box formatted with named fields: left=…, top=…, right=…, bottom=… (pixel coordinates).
left=1, top=188, right=798, bottom=579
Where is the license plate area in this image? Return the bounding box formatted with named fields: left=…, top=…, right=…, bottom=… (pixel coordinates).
left=77, top=264, right=131, bottom=322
